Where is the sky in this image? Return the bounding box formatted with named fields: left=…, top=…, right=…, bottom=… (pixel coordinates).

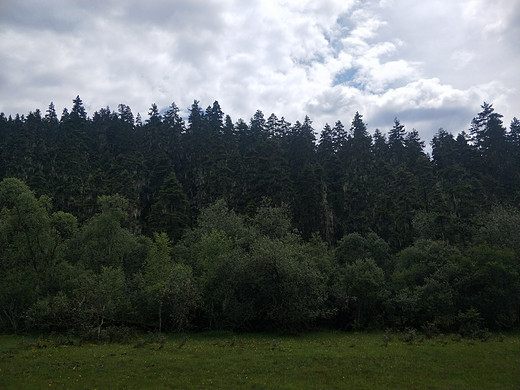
left=1, top=0, right=519, bottom=145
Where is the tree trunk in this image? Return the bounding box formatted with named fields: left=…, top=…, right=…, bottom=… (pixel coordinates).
left=97, top=316, right=104, bottom=340
left=158, top=301, right=162, bottom=333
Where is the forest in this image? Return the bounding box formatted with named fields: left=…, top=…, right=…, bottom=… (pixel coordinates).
left=0, top=97, right=519, bottom=336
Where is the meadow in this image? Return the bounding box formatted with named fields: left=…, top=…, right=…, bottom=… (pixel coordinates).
left=1, top=331, right=518, bottom=389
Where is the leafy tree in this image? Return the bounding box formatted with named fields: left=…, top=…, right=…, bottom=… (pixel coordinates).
left=189, top=229, right=250, bottom=329
left=251, top=201, right=294, bottom=240
left=0, top=266, right=38, bottom=332
left=390, top=240, right=460, bottom=328
left=190, top=199, right=250, bottom=243
left=143, top=232, right=199, bottom=332
left=26, top=290, right=75, bottom=332
left=0, top=178, right=77, bottom=331
left=335, top=232, right=391, bottom=274
left=331, top=256, right=386, bottom=329
left=71, top=194, right=138, bottom=272
left=73, top=266, right=130, bottom=338
left=392, top=239, right=459, bottom=288
left=454, top=244, right=520, bottom=328
left=247, top=235, right=327, bottom=330
left=335, top=233, right=366, bottom=265
left=473, top=206, right=520, bottom=258
left=178, top=201, right=327, bottom=330
left=0, top=178, right=76, bottom=282
left=143, top=232, right=173, bottom=332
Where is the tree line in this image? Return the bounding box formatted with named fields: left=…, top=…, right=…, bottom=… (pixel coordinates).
left=0, top=98, right=519, bottom=335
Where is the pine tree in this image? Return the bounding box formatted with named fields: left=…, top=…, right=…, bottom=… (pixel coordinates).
left=317, top=123, right=344, bottom=242
left=187, top=100, right=205, bottom=133
left=388, top=118, right=406, bottom=161
left=350, top=112, right=371, bottom=150
left=147, top=172, right=190, bottom=241
left=135, top=113, right=143, bottom=127
left=343, top=112, right=375, bottom=235
left=469, top=103, right=509, bottom=201
left=118, top=104, right=134, bottom=125
left=206, top=101, right=224, bottom=134
left=509, top=117, right=520, bottom=146
left=70, top=95, right=87, bottom=122
left=469, top=102, right=494, bottom=151
left=332, top=120, right=348, bottom=153
left=146, top=103, right=162, bottom=126
left=44, top=102, right=58, bottom=125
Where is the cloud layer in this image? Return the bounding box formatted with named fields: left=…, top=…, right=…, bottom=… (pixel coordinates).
left=1, top=0, right=518, bottom=143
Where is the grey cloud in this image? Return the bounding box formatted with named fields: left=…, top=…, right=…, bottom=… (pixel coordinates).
left=112, top=0, right=225, bottom=33
left=305, top=88, right=356, bottom=119
left=0, top=0, right=101, bottom=33
left=369, top=105, right=476, bottom=136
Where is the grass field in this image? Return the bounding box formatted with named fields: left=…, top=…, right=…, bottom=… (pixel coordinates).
left=1, top=331, right=519, bottom=389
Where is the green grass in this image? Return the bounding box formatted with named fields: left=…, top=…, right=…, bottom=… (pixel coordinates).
left=1, top=331, right=519, bottom=389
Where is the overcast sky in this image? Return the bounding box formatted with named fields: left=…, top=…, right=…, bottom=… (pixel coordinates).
left=1, top=0, right=519, bottom=144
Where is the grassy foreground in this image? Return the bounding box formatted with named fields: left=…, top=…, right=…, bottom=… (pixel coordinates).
left=1, top=331, right=518, bottom=389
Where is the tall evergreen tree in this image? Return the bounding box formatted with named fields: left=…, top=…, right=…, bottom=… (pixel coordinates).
left=469, top=103, right=510, bottom=201
left=318, top=123, right=342, bottom=242
left=70, top=95, right=88, bottom=123
left=206, top=101, right=224, bottom=134
left=469, top=102, right=494, bottom=151
left=349, top=113, right=371, bottom=150
left=388, top=118, right=406, bottom=161
left=509, top=117, right=520, bottom=147
left=118, top=104, right=134, bottom=125
left=44, top=102, right=58, bottom=125
left=508, top=117, right=520, bottom=202
left=187, top=100, right=205, bottom=133
left=147, top=172, right=190, bottom=241
left=343, top=112, right=374, bottom=235
left=332, top=120, right=348, bottom=154
left=146, top=103, right=162, bottom=126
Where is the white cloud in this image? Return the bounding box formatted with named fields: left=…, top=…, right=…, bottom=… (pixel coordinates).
left=0, top=0, right=518, bottom=145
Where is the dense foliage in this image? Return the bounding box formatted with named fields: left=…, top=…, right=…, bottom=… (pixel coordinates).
left=1, top=98, right=519, bottom=334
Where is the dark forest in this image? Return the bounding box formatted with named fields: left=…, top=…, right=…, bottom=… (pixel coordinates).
left=1, top=97, right=519, bottom=336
